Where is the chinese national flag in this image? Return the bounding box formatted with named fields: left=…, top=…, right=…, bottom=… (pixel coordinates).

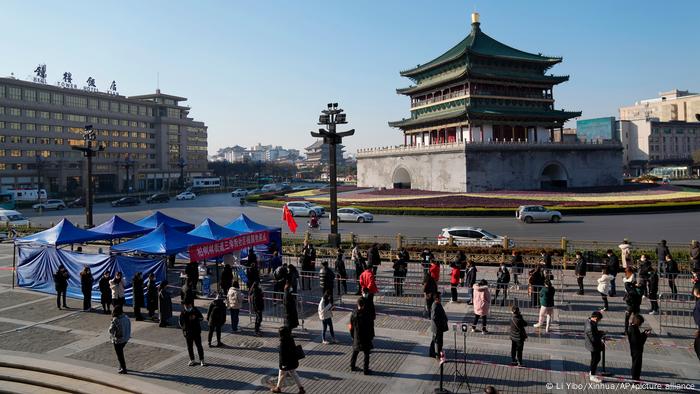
left=282, top=205, right=298, bottom=233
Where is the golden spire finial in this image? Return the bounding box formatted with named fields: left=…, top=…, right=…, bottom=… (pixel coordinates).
left=471, top=12, right=480, bottom=24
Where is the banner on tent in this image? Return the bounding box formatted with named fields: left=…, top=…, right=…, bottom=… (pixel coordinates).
left=189, top=231, right=269, bottom=260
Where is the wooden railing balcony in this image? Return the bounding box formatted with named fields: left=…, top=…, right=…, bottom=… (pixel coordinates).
left=411, top=90, right=468, bottom=108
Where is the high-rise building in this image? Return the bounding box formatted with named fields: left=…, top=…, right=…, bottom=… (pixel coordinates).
left=304, top=139, right=345, bottom=168
left=0, top=75, right=208, bottom=194
left=619, top=89, right=700, bottom=122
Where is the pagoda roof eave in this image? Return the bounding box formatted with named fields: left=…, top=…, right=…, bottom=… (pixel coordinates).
left=467, top=107, right=581, bottom=121
left=389, top=109, right=467, bottom=129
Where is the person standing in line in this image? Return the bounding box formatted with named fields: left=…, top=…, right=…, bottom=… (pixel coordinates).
left=301, top=243, right=313, bottom=291
left=287, top=263, right=300, bottom=294
left=180, top=301, right=206, bottom=366
left=110, top=272, right=125, bottom=308
left=471, top=279, right=491, bottom=334
left=584, top=311, right=605, bottom=383
left=623, top=267, right=637, bottom=294
left=528, top=265, right=545, bottom=308
left=80, top=266, right=94, bottom=312
left=359, top=265, right=378, bottom=297
left=457, top=250, right=467, bottom=287
left=692, top=286, right=700, bottom=361
left=181, top=279, right=196, bottom=306
left=638, top=255, right=652, bottom=297
left=656, top=240, right=670, bottom=274
left=351, top=242, right=364, bottom=294
left=270, top=326, right=306, bottom=394
left=108, top=305, right=131, bottom=374
left=220, top=263, right=234, bottom=296
left=99, top=271, right=112, bottom=314
left=247, top=261, right=260, bottom=293
left=318, top=291, right=336, bottom=344
left=619, top=239, right=632, bottom=270
left=393, top=248, right=409, bottom=296
left=540, top=250, right=553, bottom=276
left=350, top=297, right=375, bottom=375
left=464, top=260, right=477, bottom=305
left=158, top=280, right=172, bottom=328
left=269, top=248, right=282, bottom=275
left=627, top=313, right=650, bottom=381
left=534, top=279, right=555, bottom=332
left=273, top=261, right=289, bottom=297
left=319, top=260, right=335, bottom=305
left=54, top=265, right=70, bottom=310
left=449, top=260, right=460, bottom=303
left=420, top=248, right=434, bottom=278
left=185, top=261, right=199, bottom=289
left=493, top=263, right=510, bottom=306
left=509, top=305, right=527, bottom=367
left=226, top=281, right=243, bottom=332
left=206, top=294, right=226, bottom=347
left=429, top=257, right=440, bottom=285
left=647, top=266, right=659, bottom=315
left=596, top=268, right=614, bottom=311
left=423, top=273, right=438, bottom=319
left=283, top=281, right=299, bottom=331
left=362, top=287, right=377, bottom=322
left=574, top=251, right=587, bottom=295
left=690, top=240, right=700, bottom=274
left=606, top=249, right=620, bottom=297
left=510, top=251, right=524, bottom=285
left=429, top=292, right=448, bottom=359
left=146, top=273, right=158, bottom=321
left=624, top=282, right=643, bottom=335
left=664, top=254, right=679, bottom=296
left=132, top=272, right=145, bottom=321
left=250, top=281, right=265, bottom=336
left=335, top=247, right=348, bottom=296
left=367, top=243, right=381, bottom=275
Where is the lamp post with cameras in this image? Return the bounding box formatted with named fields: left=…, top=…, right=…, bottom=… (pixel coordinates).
left=71, top=125, right=104, bottom=228
left=177, top=157, right=187, bottom=190
left=311, top=103, right=354, bottom=247
left=115, top=154, right=136, bottom=194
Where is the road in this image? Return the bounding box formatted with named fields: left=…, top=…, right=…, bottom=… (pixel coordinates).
left=17, top=192, right=699, bottom=243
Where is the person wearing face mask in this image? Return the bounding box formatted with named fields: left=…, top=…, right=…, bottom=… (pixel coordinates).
left=574, top=251, right=587, bottom=295
left=99, top=271, right=113, bottom=314
left=180, top=301, right=206, bottom=366
left=80, top=266, right=94, bottom=312
left=493, top=263, right=510, bottom=306
left=110, top=272, right=126, bottom=308
left=54, top=265, right=70, bottom=310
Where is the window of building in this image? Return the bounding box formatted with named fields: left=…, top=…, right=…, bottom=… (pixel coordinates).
left=139, top=132, right=147, bottom=139
left=7, top=87, right=21, bottom=100
left=0, top=121, right=4, bottom=128
left=0, top=85, right=4, bottom=98
left=0, top=107, right=3, bottom=115
left=25, top=109, right=35, bottom=118
left=52, top=125, right=62, bottom=132
left=65, top=95, right=87, bottom=108
left=23, top=89, right=36, bottom=101
left=100, top=130, right=109, bottom=136
left=38, top=125, right=49, bottom=132
left=138, top=106, right=147, bottom=116
left=38, top=111, right=49, bottom=119
left=10, top=149, right=21, bottom=157
left=100, top=117, right=108, bottom=125
left=98, top=100, right=108, bottom=111
left=37, top=91, right=50, bottom=103
left=110, top=101, right=119, bottom=112
left=111, top=141, right=119, bottom=147
left=120, top=131, right=129, bottom=137
left=119, top=119, right=128, bottom=126
left=8, top=108, right=20, bottom=116
left=9, top=122, right=20, bottom=130
left=111, top=131, right=119, bottom=137
left=129, top=105, right=137, bottom=115
left=25, top=124, right=35, bottom=131
left=54, top=138, right=63, bottom=144
left=66, top=114, right=86, bottom=123
left=88, top=116, right=98, bottom=124
left=52, top=112, right=62, bottom=120
left=88, top=98, right=98, bottom=109
left=0, top=149, right=4, bottom=157
left=167, top=108, right=181, bottom=118
left=121, top=142, right=129, bottom=148
left=131, top=131, right=138, bottom=138
left=111, top=119, right=119, bottom=126
left=25, top=137, right=36, bottom=144
left=10, top=136, right=21, bottom=143
left=119, top=103, right=128, bottom=114
left=51, top=93, right=63, bottom=105
left=39, top=138, right=50, bottom=145
left=68, top=139, right=84, bottom=146
left=130, top=121, right=137, bottom=127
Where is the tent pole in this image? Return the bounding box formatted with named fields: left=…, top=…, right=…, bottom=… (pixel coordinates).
left=12, top=243, right=16, bottom=289
left=215, top=259, right=220, bottom=294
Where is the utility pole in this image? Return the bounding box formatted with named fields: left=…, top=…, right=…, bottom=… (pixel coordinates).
left=311, top=103, right=354, bottom=247
left=71, top=125, right=104, bottom=228
left=35, top=153, right=44, bottom=204
left=177, top=157, right=187, bottom=190
left=116, top=155, right=135, bottom=194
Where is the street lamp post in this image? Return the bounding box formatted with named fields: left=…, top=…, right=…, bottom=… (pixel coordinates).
left=35, top=153, right=44, bottom=205
left=177, top=157, right=187, bottom=190
left=116, top=155, right=135, bottom=194
left=311, top=103, right=354, bottom=247
left=71, top=125, right=104, bottom=228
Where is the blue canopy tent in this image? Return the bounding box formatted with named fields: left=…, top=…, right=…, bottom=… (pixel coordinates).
left=111, top=223, right=210, bottom=255
left=188, top=218, right=244, bottom=241
left=133, top=211, right=195, bottom=232
left=16, top=246, right=165, bottom=305
left=224, top=214, right=282, bottom=265
left=89, top=215, right=152, bottom=239
left=14, top=218, right=111, bottom=246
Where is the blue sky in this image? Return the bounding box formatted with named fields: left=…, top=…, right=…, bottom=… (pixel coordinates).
left=2, top=0, right=698, bottom=155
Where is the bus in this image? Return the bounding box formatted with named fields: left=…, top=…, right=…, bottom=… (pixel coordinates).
left=3, top=188, right=47, bottom=202
left=0, top=192, right=15, bottom=210
left=191, top=177, right=221, bottom=189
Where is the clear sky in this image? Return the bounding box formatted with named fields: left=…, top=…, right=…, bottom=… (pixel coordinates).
left=2, top=0, right=698, bottom=156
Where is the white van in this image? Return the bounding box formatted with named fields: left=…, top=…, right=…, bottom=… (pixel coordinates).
left=0, top=210, right=30, bottom=226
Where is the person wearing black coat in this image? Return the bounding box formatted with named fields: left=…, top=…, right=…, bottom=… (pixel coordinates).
left=54, top=265, right=70, bottom=309
left=132, top=272, right=145, bottom=321
left=367, top=243, right=381, bottom=275
left=80, top=267, right=94, bottom=312
left=656, top=240, right=670, bottom=274
left=690, top=241, right=700, bottom=274
left=465, top=261, right=478, bottom=305
left=693, top=286, right=700, bottom=362
left=335, top=248, right=348, bottom=295
left=271, top=326, right=305, bottom=393
left=510, top=251, right=524, bottom=285
left=429, top=293, right=449, bottom=359
left=179, top=302, right=205, bottom=366
left=287, top=263, right=299, bottom=294
left=250, top=282, right=265, bottom=336
left=146, top=273, right=158, bottom=320
left=420, top=248, right=434, bottom=278
left=540, top=251, right=553, bottom=271
left=664, top=254, right=679, bottom=296
left=456, top=250, right=467, bottom=286
left=624, top=282, right=643, bottom=335
left=283, top=282, right=299, bottom=330
left=647, top=268, right=659, bottom=315
left=423, top=273, right=438, bottom=319
left=185, top=261, right=199, bottom=290
left=181, top=280, right=196, bottom=306
left=158, top=280, right=173, bottom=328
left=528, top=266, right=545, bottom=308
left=246, top=262, right=260, bottom=291
left=319, top=261, right=335, bottom=304
left=584, top=311, right=605, bottom=382
left=493, top=264, right=510, bottom=306
left=350, top=297, right=375, bottom=375
left=206, top=295, right=226, bottom=347
left=220, top=264, right=234, bottom=296
left=627, top=314, right=650, bottom=381
left=361, top=287, right=376, bottom=321
left=605, top=250, right=620, bottom=297
left=574, top=252, right=587, bottom=295
left=99, top=271, right=112, bottom=314
left=393, top=249, right=409, bottom=296
left=509, top=305, right=528, bottom=366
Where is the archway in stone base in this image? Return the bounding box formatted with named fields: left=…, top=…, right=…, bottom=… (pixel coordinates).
left=540, top=162, right=568, bottom=190
left=392, top=167, right=411, bottom=189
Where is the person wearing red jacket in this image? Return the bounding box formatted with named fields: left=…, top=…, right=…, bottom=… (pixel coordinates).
left=450, top=262, right=460, bottom=302
left=429, top=259, right=440, bottom=284
left=359, top=267, right=378, bottom=294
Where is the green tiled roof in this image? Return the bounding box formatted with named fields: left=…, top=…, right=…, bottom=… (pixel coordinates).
left=401, top=22, right=561, bottom=78
left=388, top=108, right=467, bottom=128
left=397, top=67, right=468, bottom=94
left=468, top=107, right=581, bottom=120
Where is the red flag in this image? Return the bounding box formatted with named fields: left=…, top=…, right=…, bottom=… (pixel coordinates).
left=282, top=204, right=298, bottom=233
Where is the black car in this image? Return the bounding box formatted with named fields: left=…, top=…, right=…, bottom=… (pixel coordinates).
left=146, top=193, right=170, bottom=203
left=111, top=196, right=140, bottom=207
left=67, top=197, right=86, bottom=208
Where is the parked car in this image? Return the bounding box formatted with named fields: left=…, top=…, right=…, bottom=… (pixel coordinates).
left=0, top=209, right=29, bottom=226
left=284, top=201, right=325, bottom=217
left=515, top=205, right=562, bottom=223
left=175, top=191, right=196, bottom=200
left=231, top=189, right=248, bottom=197
left=67, top=197, right=86, bottom=208
left=111, top=196, right=140, bottom=207
left=146, top=193, right=170, bottom=203
left=32, top=199, right=66, bottom=211
left=437, top=227, right=514, bottom=248
left=338, top=207, right=373, bottom=223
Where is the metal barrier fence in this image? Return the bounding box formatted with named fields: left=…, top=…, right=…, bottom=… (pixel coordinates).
left=248, top=290, right=306, bottom=331
left=658, top=293, right=697, bottom=333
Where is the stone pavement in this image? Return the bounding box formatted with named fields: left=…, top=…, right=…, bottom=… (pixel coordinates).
left=0, top=244, right=698, bottom=393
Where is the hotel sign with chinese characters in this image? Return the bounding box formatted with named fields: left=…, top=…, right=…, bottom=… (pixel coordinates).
left=29, top=64, right=119, bottom=95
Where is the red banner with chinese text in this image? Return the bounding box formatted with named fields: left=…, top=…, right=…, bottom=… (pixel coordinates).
left=188, top=231, right=270, bottom=261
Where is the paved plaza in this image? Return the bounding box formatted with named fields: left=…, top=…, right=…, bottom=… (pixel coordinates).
left=0, top=243, right=698, bottom=393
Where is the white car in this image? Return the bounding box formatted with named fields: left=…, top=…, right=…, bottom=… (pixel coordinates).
left=284, top=201, right=325, bottom=217
left=515, top=205, right=562, bottom=223
left=32, top=199, right=66, bottom=211
left=0, top=209, right=29, bottom=226
left=338, top=208, right=373, bottom=223
left=437, top=227, right=514, bottom=248
left=175, top=192, right=196, bottom=200
left=231, top=189, right=248, bottom=197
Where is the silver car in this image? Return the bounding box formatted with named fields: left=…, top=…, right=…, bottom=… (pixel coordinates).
left=515, top=205, right=562, bottom=223
left=32, top=199, right=66, bottom=211
left=337, top=208, right=373, bottom=223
